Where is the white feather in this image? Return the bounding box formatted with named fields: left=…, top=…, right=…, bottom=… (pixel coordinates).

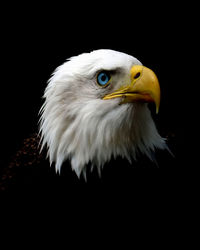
left=39, top=49, right=166, bottom=177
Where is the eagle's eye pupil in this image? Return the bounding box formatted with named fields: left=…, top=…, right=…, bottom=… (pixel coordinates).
left=101, top=75, right=106, bottom=81
left=97, top=71, right=111, bottom=86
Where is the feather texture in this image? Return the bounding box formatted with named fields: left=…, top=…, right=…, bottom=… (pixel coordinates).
left=39, top=49, right=166, bottom=177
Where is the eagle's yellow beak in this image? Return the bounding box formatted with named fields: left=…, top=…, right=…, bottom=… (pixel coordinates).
left=103, top=65, right=161, bottom=114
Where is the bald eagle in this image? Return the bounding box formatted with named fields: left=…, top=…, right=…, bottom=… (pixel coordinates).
left=39, top=49, right=167, bottom=178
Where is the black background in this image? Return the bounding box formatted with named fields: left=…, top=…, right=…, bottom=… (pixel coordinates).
left=0, top=2, right=195, bottom=194
left=0, top=4, right=198, bottom=248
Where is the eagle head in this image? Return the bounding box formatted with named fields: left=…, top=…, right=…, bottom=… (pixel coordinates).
left=39, top=49, right=166, bottom=178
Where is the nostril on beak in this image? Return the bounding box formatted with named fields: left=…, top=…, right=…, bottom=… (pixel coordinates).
left=134, top=72, right=141, bottom=79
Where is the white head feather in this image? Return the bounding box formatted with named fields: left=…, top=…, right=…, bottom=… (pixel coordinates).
left=39, top=49, right=166, bottom=177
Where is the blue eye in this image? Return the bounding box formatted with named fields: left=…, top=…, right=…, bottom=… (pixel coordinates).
left=97, top=71, right=111, bottom=86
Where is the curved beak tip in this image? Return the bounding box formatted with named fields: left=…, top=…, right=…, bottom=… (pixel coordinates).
left=156, top=104, right=159, bottom=114
left=131, top=65, right=161, bottom=114
left=103, top=65, right=161, bottom=114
